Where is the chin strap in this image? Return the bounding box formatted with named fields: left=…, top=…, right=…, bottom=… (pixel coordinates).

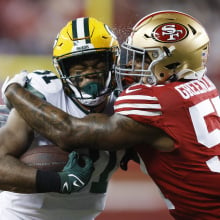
left=167, top=68, right=207, bottom=83
left=183, top=68, right=206, bottom=80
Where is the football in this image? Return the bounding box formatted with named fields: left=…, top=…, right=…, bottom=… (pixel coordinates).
left=20, top=145, right=69, bottom=172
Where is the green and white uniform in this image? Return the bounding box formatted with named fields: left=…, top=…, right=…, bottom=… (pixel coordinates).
left=0, top=70, right=125, bottom=220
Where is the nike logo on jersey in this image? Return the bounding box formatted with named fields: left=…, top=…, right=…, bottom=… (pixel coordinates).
left=125, top=86, right=142, bottom=94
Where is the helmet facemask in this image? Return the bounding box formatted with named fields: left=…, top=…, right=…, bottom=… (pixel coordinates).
left=115, top=41, right=171, bottom=90
left=56, top=50, right=116, bottom=106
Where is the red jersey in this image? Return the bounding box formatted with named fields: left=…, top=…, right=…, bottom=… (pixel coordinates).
left=114, top=76, right=220, bottom=220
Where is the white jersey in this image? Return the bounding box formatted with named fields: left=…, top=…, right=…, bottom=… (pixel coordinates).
left=0, top=70, right=126, bottom=220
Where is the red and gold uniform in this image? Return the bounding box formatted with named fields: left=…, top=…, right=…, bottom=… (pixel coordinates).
left=115, top=76, right=220, bottom=220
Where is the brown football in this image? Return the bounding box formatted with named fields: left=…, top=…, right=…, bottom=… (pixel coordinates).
left=20, top=145, right=69, bottom=171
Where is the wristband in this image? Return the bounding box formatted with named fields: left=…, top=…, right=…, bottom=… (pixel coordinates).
left=36, top=170, right=61, bottom=193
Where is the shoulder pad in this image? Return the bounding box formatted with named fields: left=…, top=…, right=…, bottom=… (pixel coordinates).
left=26, top=70, right=63, bottom=96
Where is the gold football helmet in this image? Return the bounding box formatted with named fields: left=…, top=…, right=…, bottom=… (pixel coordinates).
left=53, top=17, right=119, bottom=106
left=115, top=10, right=209, bottom=89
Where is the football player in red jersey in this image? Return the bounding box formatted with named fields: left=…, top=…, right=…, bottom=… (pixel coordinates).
left=4, top=10, right=220, bottom=220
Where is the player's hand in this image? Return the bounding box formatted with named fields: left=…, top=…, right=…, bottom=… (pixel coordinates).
left=58, top=151, right=94, bottom=193
left=1, top=70, right=28, bottom=109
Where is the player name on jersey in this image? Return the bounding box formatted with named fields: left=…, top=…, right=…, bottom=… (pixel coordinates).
left=175, top=76, right=216, bottom=99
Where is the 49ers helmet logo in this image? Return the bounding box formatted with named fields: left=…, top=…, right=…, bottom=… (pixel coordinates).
left=152, top=23, right=188, bottom=43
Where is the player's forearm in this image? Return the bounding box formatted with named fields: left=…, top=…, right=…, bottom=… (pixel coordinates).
left=0, top=154, right=72, bottom=194
left=5, top=84, right=172, bottom=151
left=0, top=155, right=37, bottom=193
left=5, top=84, right=120, bottom=151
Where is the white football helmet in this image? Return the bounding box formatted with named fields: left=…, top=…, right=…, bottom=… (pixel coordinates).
left=115, top=10, right=210, bottom=90
left=53, top=17, right=119, bottom=107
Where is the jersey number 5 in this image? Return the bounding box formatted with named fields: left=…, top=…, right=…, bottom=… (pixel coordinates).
left=189, top=96, right=220, bottom=172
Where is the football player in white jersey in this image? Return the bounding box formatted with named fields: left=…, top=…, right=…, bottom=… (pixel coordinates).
left=5, top=11, right=220, bottom=220
left=0, top=17, right=133, bottom=220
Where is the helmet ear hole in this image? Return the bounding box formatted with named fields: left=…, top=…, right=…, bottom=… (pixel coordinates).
left=160, top=73, right=165, bottom=77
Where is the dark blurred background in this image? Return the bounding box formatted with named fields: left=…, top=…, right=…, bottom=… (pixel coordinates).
left=1, top=0, right=219, bottom=82
left=0, top=1, right=219, bottom=219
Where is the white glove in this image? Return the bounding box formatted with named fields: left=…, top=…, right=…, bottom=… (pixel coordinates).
left=1, top=70, right=28, bottom=109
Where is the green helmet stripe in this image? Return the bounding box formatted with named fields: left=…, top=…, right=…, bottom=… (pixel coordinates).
left=72, top=19, right=78, bottom=46
left=84, top=17, right=90, bottom=44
